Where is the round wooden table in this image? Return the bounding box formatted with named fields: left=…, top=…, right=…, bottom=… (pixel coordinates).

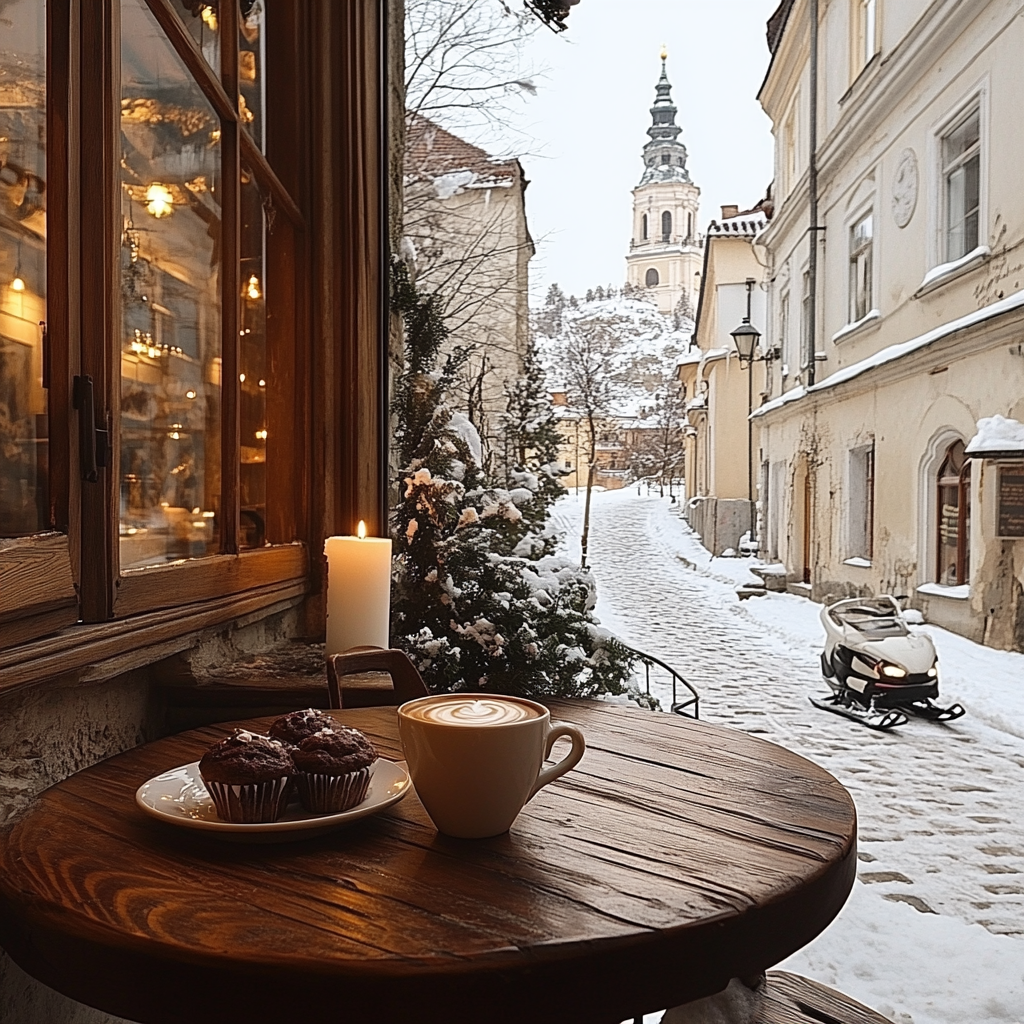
left=0, top=701, right=857, bottom=1024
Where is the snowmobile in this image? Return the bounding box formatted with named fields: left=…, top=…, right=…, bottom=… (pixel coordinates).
left=812, top=596, right=965, bottom=730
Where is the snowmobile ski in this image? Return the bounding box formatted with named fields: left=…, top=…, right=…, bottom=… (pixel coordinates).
left=897, top=699, right=966, bottom=722
left=809, top=694, right=908, bottom=731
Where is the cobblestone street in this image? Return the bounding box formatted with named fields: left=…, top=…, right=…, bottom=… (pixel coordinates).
left=556, top=491, right=1024, bottom=1022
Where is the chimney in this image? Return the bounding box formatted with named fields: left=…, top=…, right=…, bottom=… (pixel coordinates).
left=721, top=204, right=739, bottom=219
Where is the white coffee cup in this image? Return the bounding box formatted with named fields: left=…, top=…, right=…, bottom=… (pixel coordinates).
left=397, top=694, right=586, bottom=839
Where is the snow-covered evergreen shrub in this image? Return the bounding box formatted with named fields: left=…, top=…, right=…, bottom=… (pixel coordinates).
left=390, top=261, right=637, bottom=699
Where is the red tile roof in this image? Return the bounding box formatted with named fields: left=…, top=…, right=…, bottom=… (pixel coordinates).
left=405, top=113, right=518, bottom=184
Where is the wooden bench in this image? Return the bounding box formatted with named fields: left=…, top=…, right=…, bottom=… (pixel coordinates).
left=759, top=971, right=890, bottom=1024
left=661, top=971, right=890, bottom=1024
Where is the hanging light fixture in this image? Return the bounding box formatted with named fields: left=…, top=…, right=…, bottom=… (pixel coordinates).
left=145, top=184, right=174, bottom=218
left=246, top=274, right=261, bottom=300
left=11, top=240, right=25, bottom=291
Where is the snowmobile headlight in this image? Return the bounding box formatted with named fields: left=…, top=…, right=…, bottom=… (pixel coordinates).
left=879, top=663, right=907, bottom=679
left=927, top=666, right=938, bottom=677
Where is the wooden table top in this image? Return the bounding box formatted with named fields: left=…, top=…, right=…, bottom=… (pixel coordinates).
left=0, top=701, right=857, bottom=1024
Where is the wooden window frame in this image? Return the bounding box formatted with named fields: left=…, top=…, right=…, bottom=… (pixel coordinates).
left=935, top=441, right=970, bottom=587
left=82, top=0, right=311, bottom=623
left=0, top=0, right=79, bottom=649
left=2, top=0, right=389, bottom=670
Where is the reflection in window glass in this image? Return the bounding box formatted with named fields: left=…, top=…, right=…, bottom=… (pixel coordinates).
left=0, top=0, right=48, bottom=536
left=240, top=170, right=267, bottom=548
left=239, top=0, right=265, bottom=149
left=169, top=1, right=221, bottom=76
left=120, top=0, right=223, bottom=568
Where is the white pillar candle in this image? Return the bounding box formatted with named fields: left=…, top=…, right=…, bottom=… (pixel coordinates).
left=325, top=521, right=393, bottom=654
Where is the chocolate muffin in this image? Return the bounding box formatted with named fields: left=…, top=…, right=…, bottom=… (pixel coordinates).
left=198, top=729, right=294, bottom=824
left=268, top=708, right=338, bottom=747
left=291, top=726, right=377, bottom=814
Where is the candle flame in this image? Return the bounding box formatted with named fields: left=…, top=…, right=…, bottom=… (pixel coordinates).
left=357, top=520, right=367, bottom=539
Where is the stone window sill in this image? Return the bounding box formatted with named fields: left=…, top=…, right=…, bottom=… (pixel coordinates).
left=832, top=310, right=881, bottom=344
left=916, top=582, right=970, bottom=600
left=915, top=246, right=990, bottom=298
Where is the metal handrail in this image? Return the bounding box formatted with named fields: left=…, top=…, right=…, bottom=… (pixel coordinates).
left=622, top=644, right=699, bottom=719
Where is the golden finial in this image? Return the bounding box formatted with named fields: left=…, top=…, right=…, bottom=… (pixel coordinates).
left=660, top=44, right=668, bottom=61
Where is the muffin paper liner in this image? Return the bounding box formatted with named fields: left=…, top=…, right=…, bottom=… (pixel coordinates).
left=203, top=775, right=292, bottom=824
left=295, top=766, right=372, bottom=814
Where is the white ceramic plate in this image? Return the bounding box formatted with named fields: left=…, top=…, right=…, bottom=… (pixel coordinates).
left=135, top=759, right=411, bottom=842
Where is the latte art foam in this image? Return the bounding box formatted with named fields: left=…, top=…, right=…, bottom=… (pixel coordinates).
left=403, top=697, right=541, bottom=726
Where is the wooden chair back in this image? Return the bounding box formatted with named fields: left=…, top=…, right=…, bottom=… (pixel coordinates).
left=326, top=648, right=429, bottom=709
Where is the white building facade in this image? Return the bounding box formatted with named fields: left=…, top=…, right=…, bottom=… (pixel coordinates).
left=756, top=0, right=1024, bottom=651
left=625, top=56, right=703, bottom=317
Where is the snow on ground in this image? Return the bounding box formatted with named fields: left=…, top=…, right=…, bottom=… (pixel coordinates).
left=553, top=489, right=1024, bottom=1024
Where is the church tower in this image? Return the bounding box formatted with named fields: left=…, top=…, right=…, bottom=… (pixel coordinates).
left=625, top=52, right=703, bottom=316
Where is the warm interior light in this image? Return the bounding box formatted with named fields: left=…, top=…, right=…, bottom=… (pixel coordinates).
left=258, top=378, right=266, bottom=387
left=357, top=520, right=367, bottom=539
left=11, top=276, right=25, bottom=292
left=185, top=389, right=197, bottom=400
left=145, top=184, right=174, bottom=218
left=239, top=373, right=246, bottom=382
left=201, top=5, right=217, bottom=29
left=255, top=429, right=268, bottom=440
left=246, top=274, right=261, bottom=300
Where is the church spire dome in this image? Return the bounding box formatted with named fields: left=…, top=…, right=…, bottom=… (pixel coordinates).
left=639, top=53, right=691, bottom=186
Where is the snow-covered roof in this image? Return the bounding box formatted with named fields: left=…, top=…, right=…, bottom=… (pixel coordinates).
left=706, top=211, right=768, bottom=238
left=966, top=415, right=1024, bottom=457
left=752, top=287, right=1024, bottom=420
left=405, top=113, right=518, bottom=191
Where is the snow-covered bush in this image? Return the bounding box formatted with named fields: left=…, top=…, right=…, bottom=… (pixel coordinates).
left=390, top=261, right=636, bottom=698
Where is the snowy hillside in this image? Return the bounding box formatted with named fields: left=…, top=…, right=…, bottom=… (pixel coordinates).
left=533, top=285, right=696, bottom=417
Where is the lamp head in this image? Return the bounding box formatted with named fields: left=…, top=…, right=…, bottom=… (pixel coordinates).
left=730, top=320, right=761, bottom=363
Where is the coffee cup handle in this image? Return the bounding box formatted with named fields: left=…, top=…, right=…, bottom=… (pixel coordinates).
left=529, top=723, right=586, bottom=800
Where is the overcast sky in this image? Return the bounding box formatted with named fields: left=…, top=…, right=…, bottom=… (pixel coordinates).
left=498, top=0, right=779, bottom=300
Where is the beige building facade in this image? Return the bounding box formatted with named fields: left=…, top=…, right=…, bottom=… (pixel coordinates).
left=405, top=115, right=534, bottom=473
left=681, top=210, right=769, bottom=553
left=756, top=0, right=1024, bottom=650
left=625, top=57, right=704, bottom=317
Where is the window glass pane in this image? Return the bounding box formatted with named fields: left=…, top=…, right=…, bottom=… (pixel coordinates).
left=120, top=0, right=223, bottom=568
left=168, top=1, right=221, bottom=77
left=0, top=0, right=48, bottom=536
left=239, top=0, right=265, bottom=149
left=240, top=170, right=267, bottom=547
left=942, top=110, right=980, bottom=169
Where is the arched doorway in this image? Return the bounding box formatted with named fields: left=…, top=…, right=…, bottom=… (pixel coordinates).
left=936, top=439, right=970, bottom=585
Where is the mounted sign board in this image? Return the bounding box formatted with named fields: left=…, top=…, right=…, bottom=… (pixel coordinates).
left=997, top=466, right=1024, bottom=538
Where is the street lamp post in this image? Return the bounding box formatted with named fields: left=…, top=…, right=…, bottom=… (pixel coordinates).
left=730, top=280, right=764, bottom=553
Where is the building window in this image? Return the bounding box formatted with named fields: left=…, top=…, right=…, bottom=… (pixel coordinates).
left=854, top=0, right=877, bottom=73
left=779, top=290, right=791, bottom=373
left=687, top=212, right=693, bottom=240
left=646, top=267, right=660, bottom=287
left=848, top=212, right=873, bottom=323
left=801, top=269, right=812, bottom=366
left=0, top=0, right=386, bottom=655
left=936, top=440, right=970, bottom=586
left=782, top=95, right=798, bottom=196
left=641, top=214, right=648, bottom=240
left=941, top=107, right=981, bottom=262
left=848, top=443, right=875, bottom=560
left=661, top=211, right=672, bottom=241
